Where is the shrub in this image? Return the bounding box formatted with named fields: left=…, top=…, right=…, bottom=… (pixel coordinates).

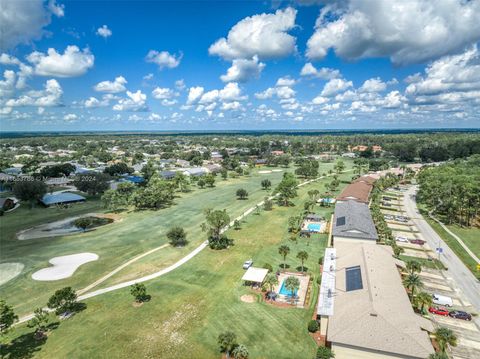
left=308, top=320, right=319, bottom=333
left=208, top=235, right=233, bottom=250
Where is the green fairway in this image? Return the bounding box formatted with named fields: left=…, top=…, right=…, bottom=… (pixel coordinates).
left=446, top=224, right=480, bottom=260
left=1, top=166, right=354, bottom=359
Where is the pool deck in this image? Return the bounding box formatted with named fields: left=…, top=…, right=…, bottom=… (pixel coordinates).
left=301, top=220, right=327, bottom=234
left=275, top=272, right=310, bottom=308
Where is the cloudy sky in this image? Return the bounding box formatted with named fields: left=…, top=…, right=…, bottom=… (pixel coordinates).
left=1, top=0, right=479, bottom=131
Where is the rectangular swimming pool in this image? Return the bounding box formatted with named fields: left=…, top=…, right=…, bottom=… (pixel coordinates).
left=279, top=280, right=298, bottom=296
left=307, top=223, right=321, bottom=232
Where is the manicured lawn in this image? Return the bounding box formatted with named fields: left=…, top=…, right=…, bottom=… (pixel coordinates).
left=446, top=224, right=480, bottom=260
left=1, top=166, right=353, bottom=359
left=0, top=168, right=289, bottom=315
left=423, top=217, right=480, bottom=279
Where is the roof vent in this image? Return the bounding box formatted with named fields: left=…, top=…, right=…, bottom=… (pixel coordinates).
left=370, top=312, right=378, bottom=317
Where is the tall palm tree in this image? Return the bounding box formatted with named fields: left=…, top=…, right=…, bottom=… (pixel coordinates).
left=297, top=251, right=309, bottom=272
left=402, top=273, right=423, bottom=300
left=232, top=344, right=249, bottom=359
left=264, top=273, right=278, bottom=294
left=406, top=260, right=422, bottom=274
left=278, top=245, right=290, bottom=270
left=284, top=276, right=300, bottom=305
left=434, top=327, right=457, bottom=353
left=415, top=291, right=432, bottom=314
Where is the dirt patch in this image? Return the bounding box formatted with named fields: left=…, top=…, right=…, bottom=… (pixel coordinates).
left=132, top=301, right=144, bottom=308
left=240, top=294, right=256, bottom=303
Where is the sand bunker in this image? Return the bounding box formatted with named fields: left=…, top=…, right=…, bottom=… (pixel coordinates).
left=258, top=170, right=272, bottom=174
left=0, top=262, right=24, bottom=286
left=271, top=169, right=283, bottom=172
left=240, top=294, right=256, bottom=303
left=17, top=214, right=113, bottom=240
left=32, top=253, right=99, bottom=281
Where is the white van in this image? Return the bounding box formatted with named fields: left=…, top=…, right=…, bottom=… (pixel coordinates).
left=432, top=293, right=453, bottom=307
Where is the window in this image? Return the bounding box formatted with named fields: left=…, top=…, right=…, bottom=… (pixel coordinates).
left=336, top=216, right=346, bottom=226
left=346, top=265, right=363, bottom=291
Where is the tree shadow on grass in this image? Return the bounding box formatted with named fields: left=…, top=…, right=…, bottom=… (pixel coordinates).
left=296, top=266, right=309, bottom=272
left=0, top=322, right=59, bottom=359
left=279, top=263, right=290, bottom=269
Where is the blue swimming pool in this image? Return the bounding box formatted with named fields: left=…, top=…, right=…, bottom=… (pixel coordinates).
left=307, top=223, right=321, bottom=232
left=279, top=280, right=298, bottom=296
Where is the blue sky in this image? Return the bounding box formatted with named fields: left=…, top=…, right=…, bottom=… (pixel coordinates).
left=1, top=0, right=479, bottom=131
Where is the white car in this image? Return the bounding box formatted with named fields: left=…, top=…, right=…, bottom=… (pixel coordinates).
left=395, top=236, right=409, bottom=243
left=432, top=293, right=453, bottom=307
left=243, top=259, right=253, bottom=269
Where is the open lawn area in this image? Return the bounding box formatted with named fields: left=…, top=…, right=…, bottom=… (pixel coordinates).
left=0, top=161, right=352, bottom=317
left=1, top=166, right=353, bottom=359
left=446, top=224, right=480, bottom=260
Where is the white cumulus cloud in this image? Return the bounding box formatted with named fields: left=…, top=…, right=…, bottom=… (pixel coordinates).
left=306, top=0, right=480, bottom=65
left=26, top=45, right=94, bottom=77
left=145, top=50, right=182, bottom=70
left=220, top=56, right=265, bottom=83
left=96, top=25, right=112, bottom=38
left=113, top=90, right=147, bottom=111
left=209, top=7, right=297, bottom=60
left=94, top=76, right=127, bottom=93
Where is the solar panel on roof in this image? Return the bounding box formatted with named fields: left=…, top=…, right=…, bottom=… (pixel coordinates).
left=346, top=265, right=363, bottom=292
left=336, top=216, right=346, bottom=226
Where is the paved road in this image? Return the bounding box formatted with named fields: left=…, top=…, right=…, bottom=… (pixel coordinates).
left=403, top=186, right=480, bottom=325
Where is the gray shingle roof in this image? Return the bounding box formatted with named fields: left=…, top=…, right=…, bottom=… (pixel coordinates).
left=41, top=192, right=86, bottom=205
left=332, top=200, right=378, bottom=241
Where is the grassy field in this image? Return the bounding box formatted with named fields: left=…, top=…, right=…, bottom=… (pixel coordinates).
left=446, top=224, right=480, bottom=259
left=1, top=165, right=353, bottom=358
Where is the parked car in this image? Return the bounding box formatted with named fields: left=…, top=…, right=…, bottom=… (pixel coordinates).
left=449, top=311, right=472, bottom=321
left=432, top=293, right=453, bottom=307
left=243, top=259, right=253, bottom=269
left=384, top=214, right=394, bottom=220
left=394, top=215, right=409, bottom=223
left=409, top=239, right=426, bottom=245
left=429, top=306, right=450, bottom=316
left=382, top=197, right=391, bottom=201
left=395, top=236, right=409, bottom=243
left=382, top=202, right=392, bottom=207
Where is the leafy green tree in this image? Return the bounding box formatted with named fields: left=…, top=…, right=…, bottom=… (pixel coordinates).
left=275, top=173, right=298, bottom=206
left=434, top=327, right=457, bottom=353
left=232, top=344, right=249, bottom=359
left=132, top=174, right=175, bottom=209
left=197, top=178, right=206, bottom=188
left=278, top=245, right=290, bottom=269
left=47, top=287, right=77, bottom=315
left=316, top=346, right=335, bottom=359
left=202, top=209, right=231, bottom=249
left=174, top=172, right=190, bottom=192
left=141, top=161, right=156, bottom=182
left=27, top=308, right=50, bottom=338
left=295, top=159, right=319, bottom=178
left=74, top=172, right=110, bottom=196
left=218, top=331, right=237, bottom=359
left=167, top=226, right=188, bottom=247
left=428, top=353, right=449, bottom=359
left=40, top=163, right=76, bottom=177
left=221, top=169, right=228, bottom=180
left=297, top=251, right=308, bottom=272
left=0, top=299, right=18, bottom=335
left=130, top=283, right=149, bottom=303
left=104, top=162, right=133, bottom=176
left=204, top=174, right=216, bottom=187
left=263, top=197, right=273, bottom=211
left=334, top=160, right=345, bottom=174
left=101, top=182, right=135, bottom=211
left=261, top=179, right=271, bottom=190
left=13, top=179, right=47, bottom=208
left=236, top=188, right=248, bottom=199
left=233, top=219, right=241, bottom=230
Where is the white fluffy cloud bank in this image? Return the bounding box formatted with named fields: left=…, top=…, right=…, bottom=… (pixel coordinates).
left=0, top=0, right=64, bottom=51
left=94, top=76, right=127, bottom=93
left=306, top=0, right=480, bottom=65
left=220, top=56, right=265, bottom=83
left=26, top=45, right=94, bottom=77
left=209, top=7, right=297, bottom=60
left=145, top=50, right=182, bottom=70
